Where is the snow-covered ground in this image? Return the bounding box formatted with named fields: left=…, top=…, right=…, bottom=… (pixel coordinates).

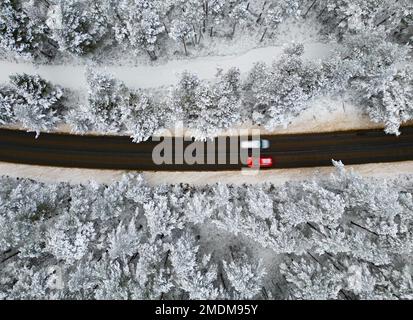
left=0, top=43, right=334, bottom=90
left=1, top=160, right=412, bottom=186
left=189, top=96, right=387, bottom=136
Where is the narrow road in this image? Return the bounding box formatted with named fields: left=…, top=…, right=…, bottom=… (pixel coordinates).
left=0, top=43, right=333, bottom=89
left=0, top=126, right=412, bottom=171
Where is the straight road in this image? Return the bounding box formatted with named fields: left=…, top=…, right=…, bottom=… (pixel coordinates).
left=0, top=126, right=412, bottom=171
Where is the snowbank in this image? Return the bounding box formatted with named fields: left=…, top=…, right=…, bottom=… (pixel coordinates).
left=1, top=160, right=412, bottom=186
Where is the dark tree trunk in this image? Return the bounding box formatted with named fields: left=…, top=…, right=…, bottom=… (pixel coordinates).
left=260, top=28, right=268, bottom=42
left=256, top=12, right=262, bottom=23
left=197, top=27, right=203, bottom=44
left=230, top=22, right=237, bottom=39
left=376, top=12, right=397, bottom=27
left=182, top=39, right=188, bottom=56
left=350, top=221, right=379, bottom=237
left=332, top=16, right=349, bottom=31
left=147, top=50, right=157, bottom=61
left=163, top=22, right=169, bottom=34
left=303, top=0, right=317, bottom=18
left=219, top=272, right=227, bottom=290
left=203, top=1, right=208, bottom=33
left=40, top=49, right=53, bottom=59
left=1, top=250, right=20, bottom=264
left=317, top=6, right=327, bottom=18
left=192, top=24, right=197, bottom=45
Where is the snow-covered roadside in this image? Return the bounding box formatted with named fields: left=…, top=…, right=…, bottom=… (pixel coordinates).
left=183, top=97, right=387, bottom=137
left=1, top=160, right=412, bottom=186
left=0, top=94, right=392, bottom=137
left=0, top=43, right=334, bottom=90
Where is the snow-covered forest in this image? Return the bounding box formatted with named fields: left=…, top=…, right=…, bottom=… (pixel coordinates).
left=1, top=162, right=412, bottom=300
left=1, top=0, right=413, bottom=302
left=1, top=0, right=412, bottom=140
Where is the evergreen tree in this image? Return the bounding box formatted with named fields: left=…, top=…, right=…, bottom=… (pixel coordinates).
left=0, top=0, right=53, bottom=60
left=53, top=0, right=110, bottom=56
left=8, top=73, right=64, bottom=135
left=113, top=0, right=165, bottom=60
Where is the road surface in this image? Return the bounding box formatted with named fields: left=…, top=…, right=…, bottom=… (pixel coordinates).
left=0, top=127, right=413, bottom=171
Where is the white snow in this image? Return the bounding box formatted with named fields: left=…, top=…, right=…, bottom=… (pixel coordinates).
left=0, top=43, right=334, bottom=90
left=1, top=160, right=412, bottom=186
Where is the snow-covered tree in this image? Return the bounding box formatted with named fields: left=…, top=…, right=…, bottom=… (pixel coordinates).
left=53, top=0, right=110, bottom=56
left=0, top=85, right=17, bottom=125
left=169, top=232, right=220, bottom=299
left=3, top=263, right=64, bottom=300
left=342, top=28, right=410, bottom=80
left=121, top=90, right=160, bottom=143
left=168, top=68, right=242, bottom=140
left=1, top=163, right=413, bottom=300
left=275, top=179, right=345, bottom=228
left=72, top=68, right=129, bottom=132
left=280, top=257, right=344, bottom=300
left=8, top=73, right=64, bottom=135
left=344, top=263, right=376, bottom=298
left=361, top=66, right=413, bottom=135
left=143, top=194, right=184, bottom=242
left=0, top=0, right=53, bottom=60
left=183, top=191, right=214, bottom=224
left=0, top=177, right=67, bottom=257
left=245, top=186, right=274, bottom=220
left=113, top=0, right=165, bottom=60
left=169, top=19, right=194, bottom=55
left=92, top=256, right=133, bottom=300
left=244, top=44, right=325, bottom=130
left=227, top=0, right=254, bottom=39
left=319, top=0, right=413, bottom=38
left=132, top=240, right=173, bottom=299
left=107, top=218, right=141, bottom=260
left=69, top=69, right=161, bottom=139
left=45, top=212, right=95, bottom=264
left=321, top=54, right=357, bottom=93
left=259, top=0, right=301, bottom=42
left=223, top=254, right=266, bottom=299
left=339, top=172, right=403, bottom=237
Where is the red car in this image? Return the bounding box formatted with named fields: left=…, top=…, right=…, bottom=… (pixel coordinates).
left=246, top=156, right=273, bottom=168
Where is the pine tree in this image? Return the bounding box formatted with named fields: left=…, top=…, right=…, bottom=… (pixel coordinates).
left=113, top=0, right=165, bottom=60
left=275, top=179, right=345, bottom=228
left=143, top=194, right=184, bottom=242
left=184, top=191, right=214, bottom=224
left=0, top=85, right=17, bottom=125
left=78, top=68, right=129, bottom=132
left=280, top=257, right=344, bottom=300
left=107, top=218, right=141, bottom=260
left=244, top=44, right=326, bottom=130
left=223, top=254, right=266, bottom=299
left=121, top=90, right=160, bottom=143
left=169, top=19, right=194, bottom=56
left=169, top=231, right=220, bottom=299
left=0, top=0, right=53, bottom=60
left=168, top=68, right=242, bottom=140
left=53, top=0, right=109, bottom=56
left=363, top=66, right=413, bottom=135
left=45, top=212, right=95, bottom=264
left=9, top=73, right=64, bottom=135
left=227, top=0, right=254, bottom=39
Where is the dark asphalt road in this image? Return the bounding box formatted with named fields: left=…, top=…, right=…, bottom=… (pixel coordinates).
left=0, top=126, right=413, bottom=171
